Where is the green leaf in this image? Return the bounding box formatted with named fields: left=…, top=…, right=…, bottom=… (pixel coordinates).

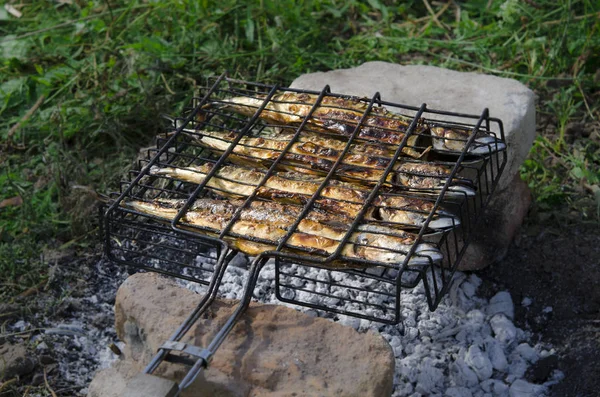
left=0, top=7, right=9, bottom=21
left=245, top=17, right=255, bottom=43
left=1, top=36, right=29, bottom=60
left=571, top=166, right=584, bottom=179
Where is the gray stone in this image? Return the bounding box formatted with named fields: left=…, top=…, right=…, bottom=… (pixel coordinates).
left=449, top=358, right=479, bottom=388
left=490, top=314, right=517, bottom=345
left=89, top=362, right=136, bottom=397
left=509, top=379, right=546, bottom=397
left=480, top=379, right=509, bottom=396
left=484, top=337, right=508, bottom=372
left=123, top=373, right=178, bottom=397
left=515, top=343, right=539, bottom=363
left=291, top=63, right=535, bottom=270
left=0, top=344, right=36, bottom=380
left=487, top=292, right=515, bottom=319
left=464, top=345, right=493, bottom=381
left=446, top=387, right=473, bottom=397
left=88, top=273, right=395, bottom=397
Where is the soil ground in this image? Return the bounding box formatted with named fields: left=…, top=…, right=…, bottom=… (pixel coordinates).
left=480, top=217, right=600, bottom=397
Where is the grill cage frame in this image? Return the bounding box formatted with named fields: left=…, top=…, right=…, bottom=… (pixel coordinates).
left=104, top=73, right=506, bottom=321
left=102, top=72, right=507, bottom=393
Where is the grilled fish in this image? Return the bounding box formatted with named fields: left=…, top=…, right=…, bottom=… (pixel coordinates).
left=121, top=198, right=443, bottom=267
left=204, top=92, right=426, bottom=155
left=430, top=125, right=506, bottom=155
left=189, top=129, right=475, bottom=196
left=151, top=163, right=460, bottom=229
left=205, top=92, right=505, bottom=155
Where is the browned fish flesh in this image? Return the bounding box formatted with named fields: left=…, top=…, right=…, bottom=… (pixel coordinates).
left=203, top=92, right=505, bottom=155
left=120, top=198, right=443, bottom=267
left=204, top=92, right=426, bottom=153
left=151, top=163, right=460, bottom=229
left=189, top=129, right=475, bottom=197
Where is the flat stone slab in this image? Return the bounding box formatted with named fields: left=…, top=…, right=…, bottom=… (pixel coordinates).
left=88, top=273, right=395, bottom=397
left=292, top=62, right=536, bottom=269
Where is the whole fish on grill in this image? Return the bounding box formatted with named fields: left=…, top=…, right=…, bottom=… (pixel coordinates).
left=120, top=198, right=443, bottom=267
left=203, top=92, right=426, bottom=156
left=188, top=129, right=475, bottom=197
left=429, top=125, right=506, bottom=155
left=203, top=92, right=505, bottom=154
left=151, top=163, right=460, bottom=229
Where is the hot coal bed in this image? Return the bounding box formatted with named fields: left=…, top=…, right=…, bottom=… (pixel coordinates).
left=87, top=74, right=562, bottom=396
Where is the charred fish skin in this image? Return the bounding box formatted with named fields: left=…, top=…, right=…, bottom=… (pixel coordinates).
left=151, top=164, right=460, bottom=229
left=120, top=197, right=443, bottom=267
left=429, top=126, right=506, bottom=155
left=393, top=162, right=476, bottom=197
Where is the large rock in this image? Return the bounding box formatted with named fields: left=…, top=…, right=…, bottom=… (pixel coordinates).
left=291, top=62, right=536, bottom=270
left=88, top=273, right=395, bottom=397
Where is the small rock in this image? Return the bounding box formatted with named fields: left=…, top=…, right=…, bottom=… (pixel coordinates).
left=444, top=387, right=473, bottom=397
left=465, top=345, right=493, bottom=381
left=509, top=379, right=545, bottom=396
left=521, top=297, right=532, bottom=307
left=480, top=379, right=509, bottom=395
left=526, top=354, right=558, bottom=383
left=485, top=338, right=508, bottom=372
left=39, top=354, right=56, bottom=365
left=489, top=314, right=517, bottom=345
left=31, top=372, right=45, bottom=386
left=0, top=344, right=36, bottom=380
left=450, top=359, right=480, bottom=388
left=487, top=292, right=514, bottom=319
left=36, top=342, right=49, bottom=351
left=91, top=313, right=113, bottom=329
left=228, top=252, right=249, bottom=268
left=515, top=343, right=539, bottom=363
left=446, top=386, right=473, bottom=397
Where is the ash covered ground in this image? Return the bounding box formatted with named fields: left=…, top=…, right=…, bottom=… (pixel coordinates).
left=5, top=222, right=596, bottom=396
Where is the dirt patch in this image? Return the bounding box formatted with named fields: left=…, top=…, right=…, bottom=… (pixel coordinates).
left=479, top=217, right=600, bottom=397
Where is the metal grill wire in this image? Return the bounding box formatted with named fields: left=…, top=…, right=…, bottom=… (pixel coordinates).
left=105, top=74, right=506, bottom=319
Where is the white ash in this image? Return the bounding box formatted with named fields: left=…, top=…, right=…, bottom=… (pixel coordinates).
left=184, top=256, right=564, bottom=397
left=5, top=258, right=128, bottom=396
left=5, top=244, right=564, bottom=396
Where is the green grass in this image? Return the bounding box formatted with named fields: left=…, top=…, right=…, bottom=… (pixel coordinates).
left=1, top=0, right=599, bottom=298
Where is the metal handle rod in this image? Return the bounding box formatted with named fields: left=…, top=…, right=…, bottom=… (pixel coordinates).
left=176, top=255, right=268, bottom=390
left=143, top=248, right=235, bottom=375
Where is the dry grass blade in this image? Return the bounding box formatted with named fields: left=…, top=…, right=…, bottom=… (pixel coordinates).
left=421, top=0, right=451, bottom=35
left=7, top=94, right=46, bottom=147
left=0, top=378, right=18, bottom=393
left=44, top=367, right=58, bottom=397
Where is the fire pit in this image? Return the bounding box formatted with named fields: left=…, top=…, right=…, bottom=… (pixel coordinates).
left=102, top=72, right=507, bottom=396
